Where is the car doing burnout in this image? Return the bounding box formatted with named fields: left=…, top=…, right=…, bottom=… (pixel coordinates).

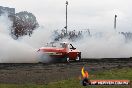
left=37, top=42, right=81, bottom=62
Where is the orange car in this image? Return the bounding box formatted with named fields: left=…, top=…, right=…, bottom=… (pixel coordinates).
left=38, top=42, right=81, bottom=62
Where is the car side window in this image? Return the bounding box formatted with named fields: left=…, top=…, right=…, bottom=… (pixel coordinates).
left=69, top=44, right=73, bottom=49
left=70, top=44, right=76, bottom=49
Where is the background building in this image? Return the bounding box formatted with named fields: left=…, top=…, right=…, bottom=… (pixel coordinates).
left=0, top=6, right=15, bottom=21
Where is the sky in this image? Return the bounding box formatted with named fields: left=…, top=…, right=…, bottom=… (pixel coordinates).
left=0, top=0, right=132, bottom=32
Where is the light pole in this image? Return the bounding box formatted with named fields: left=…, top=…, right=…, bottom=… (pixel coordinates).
left=114, top=15, right=117, bottom=29
left=65, top=1, right=68, bottom=35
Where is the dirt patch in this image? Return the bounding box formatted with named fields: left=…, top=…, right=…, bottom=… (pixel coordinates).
left=0, top=59, right=132, bottom=84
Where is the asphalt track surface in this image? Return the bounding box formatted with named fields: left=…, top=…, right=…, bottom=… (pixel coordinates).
left=0, top=58, right=132, bottom=84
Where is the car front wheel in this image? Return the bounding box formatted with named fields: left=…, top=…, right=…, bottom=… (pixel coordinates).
left=76, top=53, right=81, bottom=61
left=67, top=57, right=70, bottom=62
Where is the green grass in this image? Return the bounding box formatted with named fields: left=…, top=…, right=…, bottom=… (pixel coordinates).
left=0, top=67, right=132, bottom=88
left=90, top=67, right=132, bottom=80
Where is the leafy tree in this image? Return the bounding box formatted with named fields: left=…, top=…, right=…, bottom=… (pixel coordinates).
left=13, top=11, right=39, bottom=38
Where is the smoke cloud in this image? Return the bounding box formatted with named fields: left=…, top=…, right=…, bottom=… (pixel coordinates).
left=74, top=29, right=132, bottom=58
left=0, top=14, right=51, bottom=63
left=1, top=13, right=132, bottom=63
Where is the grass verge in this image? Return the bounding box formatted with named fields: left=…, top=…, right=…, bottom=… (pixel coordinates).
left=0, top=67, right=132, bottom=88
